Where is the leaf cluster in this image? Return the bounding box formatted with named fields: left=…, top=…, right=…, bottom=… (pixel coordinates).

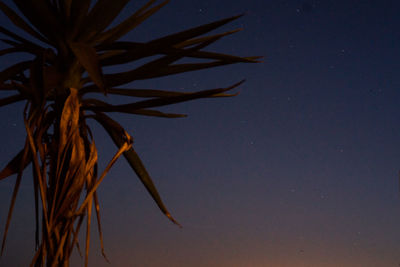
left=0, top=0, right=259, bottom=266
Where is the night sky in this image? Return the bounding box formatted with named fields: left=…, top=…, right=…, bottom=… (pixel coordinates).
left=1, top=0, right=400, bottom=266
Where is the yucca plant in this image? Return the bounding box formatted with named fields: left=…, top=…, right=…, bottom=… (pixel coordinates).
left=0, top=0, right=259, bottom=266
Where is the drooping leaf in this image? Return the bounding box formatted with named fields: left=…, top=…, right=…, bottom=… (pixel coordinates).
left=23, top=112, right=53, bottom=255
left=81, top=140, right=99, bottom=266
left=76, top=129, right=132, bottom=219
left=1, top=141, right=29, bottom=256
left=92, top=112, right=180, bottom=226
left=33, top=167, right=39, bottom=250
left=84, top=173, right=94, bottom=267
left=0, top=147, right=30, bottom=180
left=93, top=191, right=109, bottom=262
left=0, top=0, right=259, bottom=264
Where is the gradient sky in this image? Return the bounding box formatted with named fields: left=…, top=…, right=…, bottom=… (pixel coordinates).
left=1, top=0, right=400, bottom=266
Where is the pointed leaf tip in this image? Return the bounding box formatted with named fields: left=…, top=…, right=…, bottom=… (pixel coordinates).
left=167, top=213, right=182, bottom=228
left=92, top=113, right=179, bottom=225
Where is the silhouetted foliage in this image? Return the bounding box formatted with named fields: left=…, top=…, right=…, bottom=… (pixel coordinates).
left=0, top=0, right=259, bottom=266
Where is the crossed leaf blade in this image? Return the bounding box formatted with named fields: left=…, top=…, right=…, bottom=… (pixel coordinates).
left=0, top=0, right=258, bottom=266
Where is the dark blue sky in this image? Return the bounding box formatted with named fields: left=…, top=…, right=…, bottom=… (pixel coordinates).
left=1, top=0, right=400, bottom=266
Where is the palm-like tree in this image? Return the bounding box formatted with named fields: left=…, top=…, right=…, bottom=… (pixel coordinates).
left=0, top=0, right=258, bottom=266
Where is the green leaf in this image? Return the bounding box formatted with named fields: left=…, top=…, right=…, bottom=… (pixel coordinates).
left=69, top=42, right=105, bottom=92
left=92, top=112, right=180, bottom=226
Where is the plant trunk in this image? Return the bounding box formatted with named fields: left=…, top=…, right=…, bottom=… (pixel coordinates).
left=30, top=88, right=89, bottom=267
